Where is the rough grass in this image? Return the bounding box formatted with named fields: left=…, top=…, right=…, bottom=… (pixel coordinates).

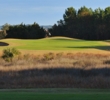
left=0, top=53, right=110, bottom=88
left=0, top=88, right=110, bottom=100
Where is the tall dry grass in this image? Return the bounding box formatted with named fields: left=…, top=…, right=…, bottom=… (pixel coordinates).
left=0, top=52, right=110, bottom=88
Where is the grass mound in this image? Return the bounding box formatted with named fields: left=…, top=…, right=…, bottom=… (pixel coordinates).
left=0, top=37, right=109, bottom=52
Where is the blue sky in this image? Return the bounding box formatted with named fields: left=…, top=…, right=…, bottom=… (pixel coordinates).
left=0, top=0, right=110, bottom=25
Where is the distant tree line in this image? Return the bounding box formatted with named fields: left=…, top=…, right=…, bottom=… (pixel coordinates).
left=49, top=6, right=110, bottom=40
left=1, top=22, right=46, bottom=39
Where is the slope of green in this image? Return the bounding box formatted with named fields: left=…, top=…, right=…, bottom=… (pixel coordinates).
left=0, top=37, right=109, bottom=51
left=0, top=88, right=110, bottom=100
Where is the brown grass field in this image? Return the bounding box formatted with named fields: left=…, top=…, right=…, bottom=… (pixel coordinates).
left=0, top=52, right=110, bottom=88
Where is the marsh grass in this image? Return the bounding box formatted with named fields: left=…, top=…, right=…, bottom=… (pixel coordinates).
left=0, top=52, right=110, bottom=88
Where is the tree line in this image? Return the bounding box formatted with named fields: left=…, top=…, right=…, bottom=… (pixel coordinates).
left=1, top=6, right=110, bottom=40
left=49, top=6, right=110, bottom=40
left=1, top=22, right=46, bottom=39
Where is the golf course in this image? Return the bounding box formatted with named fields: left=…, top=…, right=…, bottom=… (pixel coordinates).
left=0, top=37, right=110, bottom=100
left=0, top=37, right=110, bottom=54
left=1, top=0, right=110, bottom=99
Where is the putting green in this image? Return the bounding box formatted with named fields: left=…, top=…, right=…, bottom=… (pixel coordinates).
left=0, top=37, right=109, bottom=51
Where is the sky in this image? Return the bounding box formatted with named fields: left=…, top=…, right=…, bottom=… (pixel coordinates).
left=0, top=0, right=110, bottom=26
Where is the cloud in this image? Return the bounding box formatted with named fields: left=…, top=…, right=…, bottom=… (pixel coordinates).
left=0, top=6, right=65, bottom=15
left=32, top=6, right=65, bottom=13
left=0, top=7, right=30, bottom=14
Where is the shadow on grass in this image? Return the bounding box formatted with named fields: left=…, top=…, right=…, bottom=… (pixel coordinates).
left=52, top=38, right=83, bottom=42
left=67, top=46, right=110, bottom=51
left=0, top=42, right=9, bottom=46
left=0, top=67, right=110, bottom=88
left=13, top=67, right=110, bottom=77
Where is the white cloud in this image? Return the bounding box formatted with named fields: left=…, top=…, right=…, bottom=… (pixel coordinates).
left=0, top=6, right=65, bottom=14
left=32, top=6, right=65, bottom=13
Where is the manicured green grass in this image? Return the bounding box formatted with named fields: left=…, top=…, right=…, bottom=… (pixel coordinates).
left=0, top=88, right=110, bottom=100
left=0, top=37, right=109, bottom=51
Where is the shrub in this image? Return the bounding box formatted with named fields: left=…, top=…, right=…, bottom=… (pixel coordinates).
left=43, top=52, right=55, bottom=61
left=2, top=48, right=21, bottom=62
left=56, top=52, right=63, bottom=58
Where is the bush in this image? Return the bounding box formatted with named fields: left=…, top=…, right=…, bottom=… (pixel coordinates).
left=2, top=48, right=21, bottom=62
left=43, top=52, right=55, bottom=61
left=56, top=52, right=64, bottom=58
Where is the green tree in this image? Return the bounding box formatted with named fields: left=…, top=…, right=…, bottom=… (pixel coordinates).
left=77, top=6, right=94, bottom=39
left=104, top=7, right=110, bottom=39
left=0, top=30, right=7, bottom=39
left=6, top=22, right=46, bottom=39
left=63, top=7, right=77, bottom=37
left=1, top=23, right=10, bottom=31
left=0, top=23, right=10, bottom=39
left=93, top=8, right=105, bottom=39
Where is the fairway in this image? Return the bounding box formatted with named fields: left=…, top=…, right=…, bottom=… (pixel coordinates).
left=0, top=37, right=110, bottom=53
left=0, top=88, right=110, bottom=100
